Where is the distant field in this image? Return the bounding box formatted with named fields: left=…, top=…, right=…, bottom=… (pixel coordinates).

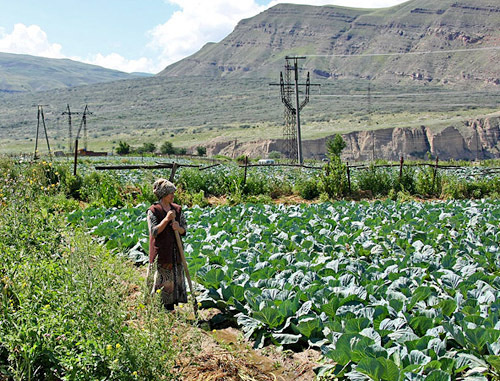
left=0, top=76, right=499, bottom=154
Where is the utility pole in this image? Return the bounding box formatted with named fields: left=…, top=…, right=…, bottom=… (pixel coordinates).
left=271, top=56, right=319, bottom=164
left=34, top=105, right=52, bottom=160
left=62, top=104, right=75, bottom=153
left=292, top=57, right=305, bottom=164
left=73, top=105, right=93, bottom=175
left=63, top=104, right=93, bottom=153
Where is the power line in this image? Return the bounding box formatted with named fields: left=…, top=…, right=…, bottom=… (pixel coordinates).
left=315, top=91, right=500, bottom=98
left=306, top=46, right=500, bottom=58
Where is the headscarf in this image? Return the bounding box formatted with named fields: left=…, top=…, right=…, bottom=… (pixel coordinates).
left=152, top=178, right=176, bottom=199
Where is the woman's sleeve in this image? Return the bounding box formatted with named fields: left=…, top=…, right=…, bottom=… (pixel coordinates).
left=147, top=209, right=160, bottom=237
left=180, top=211, right=187, bottom=236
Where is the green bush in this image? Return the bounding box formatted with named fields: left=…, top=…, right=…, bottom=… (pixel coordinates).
left=441, top=176, right=500, bottom=199
left=79, top=172, right=124, bottom=208
left=416, top=166, right=442, bottom=197
left=295, top=178, right=320, bottom=200
left=393, top=166, right=417, bottom=194
left=356, top=165, right=393, bottom=197
left=318, top=156, right=349, bottom=199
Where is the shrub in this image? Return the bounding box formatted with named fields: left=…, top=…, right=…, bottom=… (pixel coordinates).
left=160, top=141, right=175, bottom=155
left=416, top=166, right=442, bottom=197
left=318, top=155, right=348, bottom=199
left=136, top=142, right=156, bottom=153
left=268, top=151, right=281, bottom=159
left=393, top=166, right=417, bottom=195
left=196, top=146, right=207, bottom=156
left=295, top=178, right=320, bottom=200
left=356, top=166, right=393, bottom=197
left=116, top=141, right=130, bottom=155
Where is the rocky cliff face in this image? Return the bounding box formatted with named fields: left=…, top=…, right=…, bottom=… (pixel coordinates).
left=202, top=115, right=500, bottom=161
left=160, top=1, right=500, bottom=87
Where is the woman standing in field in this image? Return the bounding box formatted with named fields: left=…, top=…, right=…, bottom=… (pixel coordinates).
left=147, top=178, right=187, bottom=310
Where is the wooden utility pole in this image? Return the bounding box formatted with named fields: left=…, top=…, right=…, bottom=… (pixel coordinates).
left=34, top=105, right=52, bottom=160
left=73, top=105, right=92, bottom=175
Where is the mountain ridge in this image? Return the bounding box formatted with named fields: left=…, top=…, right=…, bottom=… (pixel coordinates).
left=0, top=0, right=499, bottom=159
left=159, top=0, right=500, bottom=86
left=0, top=52, right=145, bottom=93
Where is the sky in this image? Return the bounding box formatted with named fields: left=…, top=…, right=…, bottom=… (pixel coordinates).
left=0, top=0, right=409, bottom=74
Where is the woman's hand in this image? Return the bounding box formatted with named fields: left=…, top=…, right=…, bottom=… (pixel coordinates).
left=172, top=221, right=180, bottom=231
left=166, top=210, right=176, bottom=222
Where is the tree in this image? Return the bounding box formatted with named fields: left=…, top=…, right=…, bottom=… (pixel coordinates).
left=196, top=146, right=207, bottom=157
left=268, top=151, right=281, bottom=159
left=160, top=141, right=175, bottom=155
left=326, top=134, right=346, bottom=158
left=137, top=142, right=156, bottom=153
left=319, top=134, right=348, bottom=198
left=116, top=141, right=130, bottom=155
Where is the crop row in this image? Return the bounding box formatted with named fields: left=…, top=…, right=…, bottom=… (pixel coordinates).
left=70, top=199, right=500, bottom=380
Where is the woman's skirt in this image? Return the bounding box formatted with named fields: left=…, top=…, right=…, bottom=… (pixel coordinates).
left=151, top=262, right=188, bottom=308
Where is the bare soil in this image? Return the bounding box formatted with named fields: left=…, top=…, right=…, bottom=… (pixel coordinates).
left=176, top=309, right=322, bottom=381
left=132, top=268, right=324, bottom=381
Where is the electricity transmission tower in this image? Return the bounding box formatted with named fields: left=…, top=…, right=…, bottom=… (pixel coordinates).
left=272, top=56, right=319, bottom=164
left=63, top=104, right=93, bottom=152
left=34, top=105, right=52, bottom=160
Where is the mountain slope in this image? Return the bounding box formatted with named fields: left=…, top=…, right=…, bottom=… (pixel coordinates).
left=0, top=52, right=144, bottom=93
left=0, top=0, right=499, bottom=159
left=159, top=0, right=500, bottom=86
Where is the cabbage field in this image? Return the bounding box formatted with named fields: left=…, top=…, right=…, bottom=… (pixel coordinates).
left=69, top=199, right=500, bottom=380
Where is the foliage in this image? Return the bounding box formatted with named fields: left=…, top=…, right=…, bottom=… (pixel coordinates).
left=318, top=155, right=349, bottom=199
left=416, top=165, right=442, bottom=197
left=356, top=165, right=393, bottom=196
left=268, top=151, right=281, bottom=159
left=196, top=146, right=207, bottom=156
left=116, top=141, right=130, bottom=155
left=0, top=160, right=195, bottom=380
left=294, top=177, right=320, bottom=200
left=160, top=141, right=175, bottom=155
left=326, top=134, right=347, bottom=158
left=441, top=176, right=500, bottom=199
left=136, top=142, right=156, bottom=154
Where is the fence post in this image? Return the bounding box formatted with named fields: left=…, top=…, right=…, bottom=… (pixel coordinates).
left=243, top=156, right=248, bottom=188
left=169, top=162, right=178, bottom=182
left=347, top=162, right=351, bottom=194
left=432, top=156, right=439, bottom=192
left=399, top=156, right=404, bottom=182
left=73, top=139, right=79, bottom=176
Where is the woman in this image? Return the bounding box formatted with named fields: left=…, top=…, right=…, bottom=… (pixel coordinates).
left=147, top=178, right=187, bottom=310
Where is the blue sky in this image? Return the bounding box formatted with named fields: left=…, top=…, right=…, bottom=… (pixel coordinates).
left=0, top=0, right=408, bottom=74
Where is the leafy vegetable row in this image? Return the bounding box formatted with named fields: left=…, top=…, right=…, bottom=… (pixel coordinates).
left=69, top=200, right=500, bottom=380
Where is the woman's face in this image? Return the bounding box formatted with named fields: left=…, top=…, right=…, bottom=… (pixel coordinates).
left=164, top=192, right=175, bottom=203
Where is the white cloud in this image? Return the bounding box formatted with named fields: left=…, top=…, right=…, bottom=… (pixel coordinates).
left=0, top=23, right=156, bottom=73
left=148, top=0, right=265, bottom=69
left=83, top=53, right=155, bottom=74
left=147, top=0, right=407, bottom=71
left=0, top=23, right=64, bottom=58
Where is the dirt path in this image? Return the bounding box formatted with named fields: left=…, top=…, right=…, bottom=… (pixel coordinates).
left=177, top=310, right=322, bottom=381
left=131, top=269, right=323, bottom=380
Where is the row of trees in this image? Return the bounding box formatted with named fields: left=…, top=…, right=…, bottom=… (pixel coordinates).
left=115, top=141, right=206, bottom=156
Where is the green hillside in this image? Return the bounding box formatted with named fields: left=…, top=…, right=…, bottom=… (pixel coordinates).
left=160, top=0, right=500, bottom=86
left=0, top=0, right=498, bottom=155
left=0, top=52, right=145, bottom=93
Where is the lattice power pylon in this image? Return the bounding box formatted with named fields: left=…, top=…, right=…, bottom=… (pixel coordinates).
left=271, top=56, right=318, bottom=164
left=281, top=66, right=297, bottom=162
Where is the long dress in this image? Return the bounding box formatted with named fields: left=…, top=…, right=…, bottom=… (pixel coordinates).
left=147, top=203, right=188, bottom=309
